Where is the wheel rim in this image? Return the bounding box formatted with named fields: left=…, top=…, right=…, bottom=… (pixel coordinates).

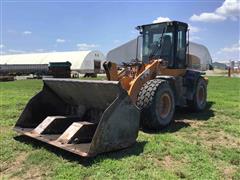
left=197, top=85, right=205, bottom=106
left=159, top=93, right=171, bottom=119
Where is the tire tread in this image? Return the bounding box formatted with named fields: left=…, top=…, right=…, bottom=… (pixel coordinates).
left=136, top=79, right=174, bottom=130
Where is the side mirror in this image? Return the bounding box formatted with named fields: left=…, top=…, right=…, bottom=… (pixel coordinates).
left=136, top=35, right=142, bottom=61
left=187, top=29, right=190, bottom=46
left=135, top=26, right=143, bottom=34
left=186, top=29, right=190, bottom=67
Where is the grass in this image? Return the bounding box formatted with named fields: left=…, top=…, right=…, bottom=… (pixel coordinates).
left=0, top=76, right=239, bottom=179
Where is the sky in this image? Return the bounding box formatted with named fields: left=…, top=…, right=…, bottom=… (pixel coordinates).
left=0, top=0, right=239, bottom=62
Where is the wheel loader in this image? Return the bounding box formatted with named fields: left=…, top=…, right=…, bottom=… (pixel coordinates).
left=14, top=21, right=208, bottom=157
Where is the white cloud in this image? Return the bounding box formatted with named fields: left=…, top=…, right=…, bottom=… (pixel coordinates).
left=113, top=40, right=121, bottom=44
left=23, top=31, right=32, bottom=35
left=216, top=0, right=240, bottom=17
left=76, top=43, right=98, bottom=50
left=0, top=44, right=4, bottom=48
left=189, top=36, right=201, bottom=41
left=190, top=0, right=240, bottom=22
left=188, top=24, right=200, bottom=33
left=35, top=49, right=45, bottom=52
left=188, top=24, right=201, bottom=41
left=190, top=13, right=226, bottom=22
left=8, top=49, right=25, bottom=54
left=220, top=41, right=240, bottom=53
left=56, top=38, right=66, bottom=43
left=153, top=17, right=171, bottom=23
left=214, top=41, right=240, bottom=61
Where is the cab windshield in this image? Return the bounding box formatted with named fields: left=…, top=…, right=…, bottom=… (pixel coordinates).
left=142, top=23, right=174, bottom=65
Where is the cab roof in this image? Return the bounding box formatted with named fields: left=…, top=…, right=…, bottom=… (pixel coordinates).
left=136, top=21, right=188, bottom=30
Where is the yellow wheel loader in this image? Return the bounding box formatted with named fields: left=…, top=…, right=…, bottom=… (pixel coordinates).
left=14, top=21, right=208, bottom=157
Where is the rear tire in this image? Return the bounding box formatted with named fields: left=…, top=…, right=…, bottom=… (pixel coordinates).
left=188, top=77, right=207, bottom=112
left=136, top=79, right=175, bottom=130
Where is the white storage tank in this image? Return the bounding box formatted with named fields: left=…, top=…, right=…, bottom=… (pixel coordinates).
left=106, top=37, right=212, bottom=71
left=188, top=42, right=212, bottom=70
left=107, top=38, right=142, bottom=64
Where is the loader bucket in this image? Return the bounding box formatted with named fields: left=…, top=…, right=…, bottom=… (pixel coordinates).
left=14, top=78, right=140, bottom=157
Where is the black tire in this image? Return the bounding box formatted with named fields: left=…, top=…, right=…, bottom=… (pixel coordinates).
left=188, top=77, right=207, bottom=112
left=136, top=79, right=175, bottom=130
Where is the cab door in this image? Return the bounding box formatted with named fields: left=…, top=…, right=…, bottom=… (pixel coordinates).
left=176, top=25, right=187, bottom=68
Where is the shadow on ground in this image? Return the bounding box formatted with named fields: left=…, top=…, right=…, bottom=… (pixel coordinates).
left=169, top=101, right=215, bottom=131
left=142, top=101, right=215, bottom=134
left=14, top=135, right=146, bottom=166
left=174, top=101, right=215, bottom=121
left=14, top=101, right=214, bottom=165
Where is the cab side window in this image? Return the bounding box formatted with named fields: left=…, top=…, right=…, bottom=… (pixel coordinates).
left=176, top=26, right=187, bottom=68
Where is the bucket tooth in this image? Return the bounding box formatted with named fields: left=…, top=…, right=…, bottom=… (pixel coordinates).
left=33, top=116, right=80, bottom=135
left=57, top=121, right=97, bottom=144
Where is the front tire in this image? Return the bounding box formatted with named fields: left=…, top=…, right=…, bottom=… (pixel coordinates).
left=136, top=79, right=175, bottom=130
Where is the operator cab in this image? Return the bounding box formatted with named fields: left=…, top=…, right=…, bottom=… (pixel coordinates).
left=137, top=21, right=188, bottom=69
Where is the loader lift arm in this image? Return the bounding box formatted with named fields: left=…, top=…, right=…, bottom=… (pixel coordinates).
left=103, top=60, right=165, bottom=103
